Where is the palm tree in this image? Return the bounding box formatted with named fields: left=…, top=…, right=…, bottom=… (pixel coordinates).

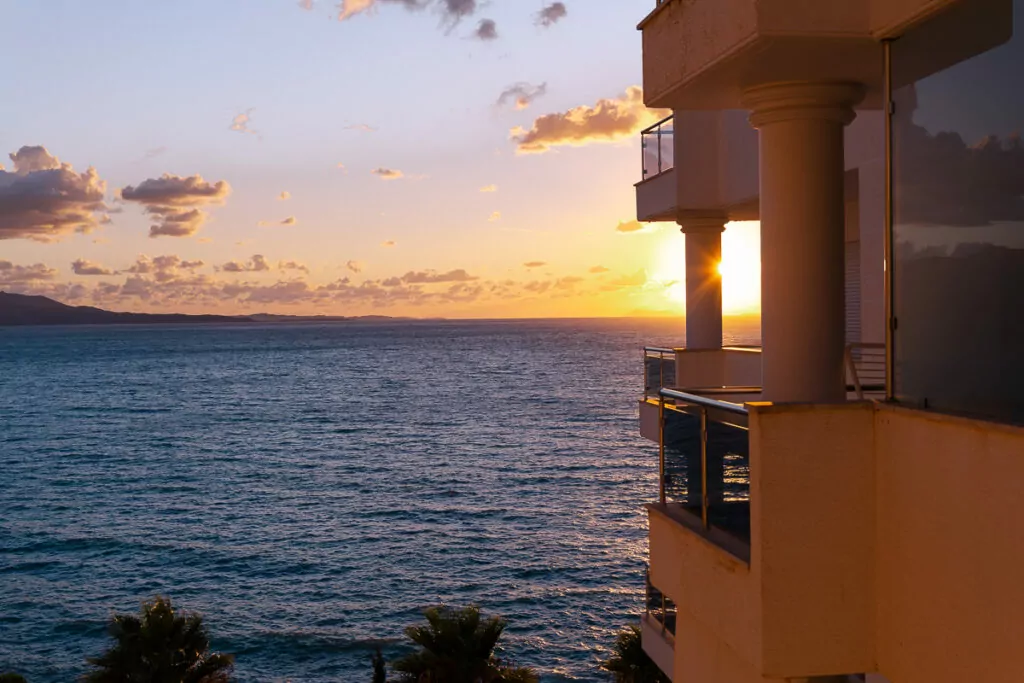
left=83, top=596, right=234, bottom=683
left=601, top=625, right=669, bottom=683
left=392, top=605, right=537, bottom=683
left=372, top=646, right=387, bottom=683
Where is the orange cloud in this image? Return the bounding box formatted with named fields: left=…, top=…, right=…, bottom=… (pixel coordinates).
left=220, top=255, right=271, bottom=273
left=524, top=261, right=546, bottom=268
left=589, top=265, right=610, bottom=274
left=72, top=259, right=117, bottom=276
left=511, top=87, right=668, bottom=154
left=497, top=83, right=547, bottom=110
left=372, top=168, right=403, bottom=180
left=0, top=260, right=57, bottom=284
left=278, top=191, right=291, bottom=201
left=479, top=184, right=497, bottom=193
left=381, top=240, right=396, bottom=248
left=488, top=211, right=501, bottom=222
left=615, top=220, right=645, bottom=233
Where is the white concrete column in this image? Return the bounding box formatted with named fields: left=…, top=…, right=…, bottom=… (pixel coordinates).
left=679, top=217, right=726, bottom=351
left=743, top=82, right=865, bottom=404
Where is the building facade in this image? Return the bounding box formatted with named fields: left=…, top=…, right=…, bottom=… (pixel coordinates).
left=635, top=1, right=1024, bottom=681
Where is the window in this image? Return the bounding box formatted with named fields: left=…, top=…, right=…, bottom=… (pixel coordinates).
left=891, top=0, right=1024, bottom=423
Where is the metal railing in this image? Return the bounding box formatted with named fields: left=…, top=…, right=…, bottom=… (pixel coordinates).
left=845, top=342, right=886, bottom=400
left=645, top=565, right=676, bottom=637
left=641, top=115, right=674, bottom=179
left=658, top=387, right=751, bottom=544
left=643, top=346, right=677, bottom=399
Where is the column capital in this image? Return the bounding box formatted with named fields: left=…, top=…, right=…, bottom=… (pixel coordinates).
left=743, top=81, right=865, bottom=128
left=677, top=213, right=727, bottom=234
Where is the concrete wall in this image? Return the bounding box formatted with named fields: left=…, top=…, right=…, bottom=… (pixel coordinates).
left=752, top=403, right=877, bottom=677
left=649, top=400, right=1024, bottom=682
left=649, top=506, right=761, bottom=669
left=636, top=168, right=679, bottom=222
left=875, top=404, right=1024, bottom=683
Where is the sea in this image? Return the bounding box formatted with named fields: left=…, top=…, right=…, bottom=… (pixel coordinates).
left=0, top=318, right=760, bottom=682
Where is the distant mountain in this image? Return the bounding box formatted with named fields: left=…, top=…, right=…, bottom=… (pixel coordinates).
left=0, top=292, right=252, bottom=326
left=0, top=292, right=420, bottom=327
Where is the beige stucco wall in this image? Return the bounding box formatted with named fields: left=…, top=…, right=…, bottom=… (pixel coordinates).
left=649, top=507, right=761, bottom=667
left=752, top=403, right=877, bottom=677
left=648, top=400, right=1024, bottom=682
left=875, top=405, right=1024, bottom=683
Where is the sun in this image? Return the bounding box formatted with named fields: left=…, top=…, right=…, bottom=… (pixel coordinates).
left=649, top=221, right=761, bottom=314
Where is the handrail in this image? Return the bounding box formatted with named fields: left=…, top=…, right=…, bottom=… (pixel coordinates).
left=643, top=346, right=677, bottom=355
left=640, top=114, right=674, bottom=136
left=660, top=388, right=749, bottom=416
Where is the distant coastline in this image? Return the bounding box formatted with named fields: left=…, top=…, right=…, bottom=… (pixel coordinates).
left=0, top=292, right=414, bottom=327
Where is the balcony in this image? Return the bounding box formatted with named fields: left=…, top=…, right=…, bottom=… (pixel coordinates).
left=656, top=388, right=753, bottom=561
left=642, top=565, right=676, bottom=680
left=637, top=0, right=885, bottom=110
left=636, top=115, right=676, bottom=222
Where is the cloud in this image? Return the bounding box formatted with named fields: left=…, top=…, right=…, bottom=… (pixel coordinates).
left=381, top=240, right=396, bottom=247
left=279, top=260, right=310, bottom=274
left=0, top=260, right=58, bottom=284
left=536, top=2, right=567, bottom=27
left=258, top=216, right=298, bottom=227
left=610, top=269, right=647, bottom=287
left=488, top=211, right=501, bottom=222
left=220, top=255, right=271, bottom=273
left=142, top=146, right=168, bottom=161
left=474, top=18, right=497, bottom=40
left=230, top=109, right=258, bottom=136
left=479, top=184, right=497, bottom=193
left=126, top=255, right=205, bottom=282
left=337, top=0, right=477, bottom=28
left=497, top=82, right=547, bottom=110
left=278, top=191, right=291, bottom=201
left=589, top=265, right=610, bottom=274
left=615, top=219, right=645, bottom=233
left=282, top=216, right=297, bottom=226
left=72, top=259, right=117, bottom=276
left=299, top=0, right=314, bottom=8
left=401, top=268, right=478, bottom=284
left=511, top=86, right=669, bottom=153
left=344, top=124, right=378, bottom=133
left=523, top=261, right=546, bottom=268
left=346, top=260, right=364, bottom=274
left=371, top=167, right=403, bottom=180
left=0, top=146, right=109, bottom=241
left=120, top=174, right=230, bottom=238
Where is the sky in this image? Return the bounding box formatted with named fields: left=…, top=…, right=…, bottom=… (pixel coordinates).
left=0, top=0, right=761, bottom=318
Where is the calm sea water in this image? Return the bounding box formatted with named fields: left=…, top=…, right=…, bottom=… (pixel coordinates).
left=0, top=318, right=759, bottom=682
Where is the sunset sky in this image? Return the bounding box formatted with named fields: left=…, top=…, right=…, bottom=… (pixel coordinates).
left=0, top=0, right=761, bottom=318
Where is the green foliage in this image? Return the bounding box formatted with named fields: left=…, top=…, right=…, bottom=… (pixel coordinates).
left=392, top=605, right=537, bottom=683
left=0, top=674, right=28, bottom=683
left=372, top=646, right=387, bottom=683
left=83, top=595, right=234, bottom=683
left=600, top=625, right=669, bottom=683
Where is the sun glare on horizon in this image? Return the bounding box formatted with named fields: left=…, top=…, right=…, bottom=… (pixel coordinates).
left=649, top=221, right=761, bottom=315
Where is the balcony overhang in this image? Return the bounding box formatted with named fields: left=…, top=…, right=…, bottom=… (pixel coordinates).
left=638, top=0, right=1006, bottom=111
left=635, top=169, right=678, bottom=222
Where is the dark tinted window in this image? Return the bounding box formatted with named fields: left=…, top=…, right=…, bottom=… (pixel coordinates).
left=892, top=0, right=1024, bottom=423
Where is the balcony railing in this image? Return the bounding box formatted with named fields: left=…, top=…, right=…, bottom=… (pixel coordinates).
left=643, top=346, right=678, bottom=399
left=645, top=564, right=676, bottom=636
left=658, top=387, right=752, bottom=548
left=845, top=342, right=886, bottom=400
left=641, top=115, right=674, bottom=180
